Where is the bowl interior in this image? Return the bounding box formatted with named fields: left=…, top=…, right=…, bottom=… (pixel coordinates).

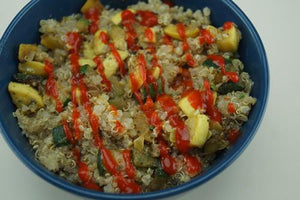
left=0, top=0, right=268, bottom=199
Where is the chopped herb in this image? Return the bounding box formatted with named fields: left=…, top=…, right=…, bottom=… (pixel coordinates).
left=97, top=150, right=106, bottom=176
left=63, top=98, right=71, bottom=108
left=238, top=93, right=246, bottom=99
left=52, top=125, right=69, bottom=147
left=149, top=125, right=154, bottom=131
left=157, top=78, right=163, bottom=95
left=210, top=84, right=217, bottom=91
left=80, top=64, right=89, bottom=75
left=218, top=82, right=245, bottom=95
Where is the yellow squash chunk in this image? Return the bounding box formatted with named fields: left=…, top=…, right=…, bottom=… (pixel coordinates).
left=78, top=58, right=97, bottom=68
left=93, top=30, right=109, bottom=55
left=18, top=44, right=38, bottom=62
left=109, top=26, right=127, bottom=50
left=144, top=28, right=156, bottom=43
left=134, top=135, right=145, bottom=152
left=178, top=96, right=196, bottom=117
left=8, top=82, right=44, bottom=108
left=75, top=87, right=82, bottom=105
left=186, top=114, right=210, bottom=147
left=83, top=42, right=96, bottom=59
left=76, top=18, right=90, bottom=33
left=103, top=50, right=129, bottom=78
left=81, top=0, right=103, bottom=14
left=151, top=66, right=161, bottom=80
left=18, top=61, right=47, bottom=76
left=111, top=9, right=136, bottom=25
left=164, top=24, right=199, bottom=40
left=41, top=34, right=65, bottom=50
left=217, top=25, right=241, bottom=52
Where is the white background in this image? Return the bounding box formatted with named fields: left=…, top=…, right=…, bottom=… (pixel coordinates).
left=1, top=0, right=300, bottom=200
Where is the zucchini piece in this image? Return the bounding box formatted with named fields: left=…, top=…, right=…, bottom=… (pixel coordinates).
left=78, top=58, right=96, bottom=68
left=133, top=135, right=145, bottom=152
left=155, top=161, right=168, bottom=178
left=97, top=150, right=106, bottom=176
left=202, top=59, right=219, bottom=68
left=18, top=61, right=47, bottom=76
left=76, top=18, right=90, bottom=33
left=63, top=98, right=71, bottom=108
left=132, top=149, right=157, bottom=168
left=14, top=73, right=44, bottom=88
left=164, top=24, right=199, bottom=40
left=148, top=84, right=156, bottom=100
left=81, top=0, right=103, bottom=14
left=217, top=81, right=245, bottom=95
left=18, top=44, right=38, bottom=62
left=8, top=82, right=44, bottom=108
left=41, top=34, right=65, bottom=50
left=52, top=125, right=69, bottom=147
left=157, top=78, right=163, bottom=95
left=204, top=134, right=229, bottom=154
left=80, top=64, right=89, bottom=75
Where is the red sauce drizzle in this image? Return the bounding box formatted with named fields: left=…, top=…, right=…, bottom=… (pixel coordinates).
left=184, top=154, right=202, bottom=176
left=122, top=150, right=136, bottom=179
left=207, top=55, right=239, bottom=83
left=186, top=90, right=205, bottom=110
left=227, top=102, right=236, bottom=114
left=94, top=56, right=111, bottom=92
left=163, top=0, right=175, bottom=7
left=223, top=21, right=234, bottom=30
left=163, top=34, right=173, bottom=46
left=121, top=10, right=139, bottom=51
left=98, top=32, right=126, bottom=75
left=228, top=129, right=240, bottom=144
left=84, top=8, right=100, bottom=34
left=203, top=80, right=222, bottom=122
left=177, top=23, right=195, bottom=67
left=73, top=148, right=101, bottom=190
left=157, top=94, right=190, bottom=153
left=62, top=120, right=75, bottom=144
left=145, top=27, right=154, bottom=42
left=158, top=137, right=178, bottom=175
left=136, top=10, right=158, bottom=27
left=199, top=29, right=214, bottom=45
left=45, top=60, right=63, bottom=113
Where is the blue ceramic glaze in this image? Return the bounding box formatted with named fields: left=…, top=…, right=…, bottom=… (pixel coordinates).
left=0, top=0, right=269, bottom=199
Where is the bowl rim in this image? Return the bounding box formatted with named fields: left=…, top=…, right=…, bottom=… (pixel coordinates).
left=0, top=0, right=269, bottom=199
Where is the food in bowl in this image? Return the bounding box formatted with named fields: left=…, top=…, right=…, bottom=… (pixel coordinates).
left=8, top=0, right=257, bottom=193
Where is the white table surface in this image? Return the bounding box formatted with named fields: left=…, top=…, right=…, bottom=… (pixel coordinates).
left=1, top=0, right=300, bottom=200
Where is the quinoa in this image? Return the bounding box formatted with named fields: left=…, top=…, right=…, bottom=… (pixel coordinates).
left=8, top=0, right=256, bottom=194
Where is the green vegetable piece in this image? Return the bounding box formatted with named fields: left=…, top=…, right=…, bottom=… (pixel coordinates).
left=77, top=18, right=90, bottom=33
left=97, top=150, right=106, bottom=176
left=52, top=125, right=69, bottom=147
left=108, top=96, right=127, bottom=110
left=238, top=92, right=246, bottom=99
left=80, top=64, right=89, bottom=75
left=218, top=81, right=245, bottom=95
left=148, top=84, right=156, bottom=100
left=140, top=87, right=147, bottom=102
left=155, top=161, right=168, bottom=178
left=202, top=59, right=219, bottom=68
left=210, top=84, right=217, bottom=91
left=63, top=98, right=71, bottom=108
left=225, top=58, right=233, bottom=65
left=132, top=149, right=157, bottom=168
left=157, top=78, right=163, bottom=95
left=14, top=73, right=44, bottom=87
left=204, top=134, right=229, bottom=154
left=149, top=125, right=154, bottom=131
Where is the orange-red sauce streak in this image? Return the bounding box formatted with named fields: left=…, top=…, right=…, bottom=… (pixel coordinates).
left=184, top=154, right=202, bottom=176
left=99, top=31, right=126, bottom=75
left=207, top=55, right=239, bottom=83
left=145, top=27, right=154, bottom=42
left=44, top=60, right=63, bottom=113
left=94, top=56, right=111, bottom=92
left=62, top=120, right=75, bottom=144
left=203, top=80, right=222, bottom=122
left=199, top=29, right=214, bottom=45
left=121, top=10, right=139, bottom=51
left=177, top=23, right=195, bottom=67
left=84, top=8, right=100, bottom=34
left=223, top=21, right=234, bottom=30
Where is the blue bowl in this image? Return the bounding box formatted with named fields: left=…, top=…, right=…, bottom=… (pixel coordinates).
left=0, top=0, right=269, bottom=199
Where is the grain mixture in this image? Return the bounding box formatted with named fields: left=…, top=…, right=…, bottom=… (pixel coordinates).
left=8, top=0, right=256, bottom=193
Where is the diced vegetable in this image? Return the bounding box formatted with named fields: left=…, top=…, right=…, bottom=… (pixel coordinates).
left=78, top=58, right=96, bottom=68
left=83, top=42, right=96, bottom=59
left=14, top=73, right=44, bottom=88
left=41, top=34, right=65, bottom=50
left=76, top=18, right=90, bottom=33
left=97, top=150, right=106, bottom=176
left=18, top=44, right=38, bottom=62
left=108, top=96, right=127, bottom=110
left=178, top=96, right=196, bottom=117
left=109, top=26, right=126, bottom=50
left=103, top=50, right=129, bottom=78
left=144, top=27, right=156, bottom=43
left=217, top=25, right=241, bottom=52
left=81, top=0, right=103, bottom=14
left=217, top=81, right=245, bottom=95
left=134, top=135, right=145, bottom=152
left=80, top=65, right=89, bottom=75
left=204, top=134, right=229, bottom=154
left=52, top=124, right=69, bottom=147
left=186, top=114, right=210, bottom=147
left=93, top=30, right=109, bottom=55
left=8, top=82, right=44, bottom=108
left=132, top=148, right=157, bottom=168
left=164, top=24, right=199, bottom=40
left=155, top=161, right=168, bottom=178
left=63, top=98, right=71, bottom=108
left=110, top=76, right=125, bottom=97
left=209, top=121, right=223, bottom=132
left=18, top=61, right=47, bottom=76
left=202, top=59, right=219, bottom=68
left=151, top=66, right=161, bottom=80
left=157, top=78, right=163, bottom=95
left=111, top=9, right=136, bottom=25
